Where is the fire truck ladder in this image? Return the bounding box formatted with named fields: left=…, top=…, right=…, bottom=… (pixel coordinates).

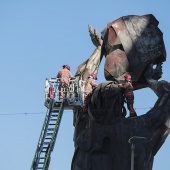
left=30, top=78, right=85, bottom=170
left=30, top=99, right=64, bottom=170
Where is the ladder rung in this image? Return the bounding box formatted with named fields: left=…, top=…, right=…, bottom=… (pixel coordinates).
left=50, top=119, right=57, bottom=121
left=51, top=112, right=58, bottom=115
left=53, top=107, right=60, bottom=110
left=49, top=123, right=56, bottom=125
left=47, top=128, right=54, bottom=131
left=53, top=106, right=60, bottom=108
left=53, top=103, right=61, bottom=106
left=51, top=115, right=58, bottom=117
left=51, top=111, right=59, bottom=113
left=52, top=110, right=59, bottom=113
left=46, top=133, right=53, bottom=136
left=40, top=150, right=46, bottom=152
left=43, top=142, right=50, bottom=145
left=42, top=146, right=48, bottom=149
left=41, top=150, right=48, bottom=153
left=41, top=148, right=48, bottom=151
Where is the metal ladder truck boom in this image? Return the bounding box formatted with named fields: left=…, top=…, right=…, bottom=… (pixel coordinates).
left=30, top=78, right=85, bottom=170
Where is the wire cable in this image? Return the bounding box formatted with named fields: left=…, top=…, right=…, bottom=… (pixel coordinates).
left=0, top=107, right=153, bottom=116
left=0, top=112, right=46, bottom=116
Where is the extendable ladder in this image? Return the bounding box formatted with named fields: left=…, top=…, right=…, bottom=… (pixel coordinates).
left=30, top=78, right=85, bottom=170
left=30, top=99, right=64, bottom=170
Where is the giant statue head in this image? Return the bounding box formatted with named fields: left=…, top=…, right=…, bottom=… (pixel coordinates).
left=101, top=14, right=166, bottom=89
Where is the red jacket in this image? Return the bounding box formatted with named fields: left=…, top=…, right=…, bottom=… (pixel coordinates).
left=57, top=68, right=72, bottom=85
left=121, top=81, right=134, bottom=97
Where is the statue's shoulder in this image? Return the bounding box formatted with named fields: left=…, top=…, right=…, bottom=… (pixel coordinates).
left=95, top=81, right=121, bottom=94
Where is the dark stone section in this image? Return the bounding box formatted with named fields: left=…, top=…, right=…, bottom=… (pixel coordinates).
left=72, top=80, right=170, bottom=170
left=72, top=14, right=168, bottom=170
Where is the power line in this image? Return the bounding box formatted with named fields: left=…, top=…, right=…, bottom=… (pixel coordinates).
left=0, top=112, right=46, bottom=116
left=0, top=107, right=152, bottom=116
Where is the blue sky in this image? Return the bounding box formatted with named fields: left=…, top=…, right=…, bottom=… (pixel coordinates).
left=0, top=1, right=170, bottom=170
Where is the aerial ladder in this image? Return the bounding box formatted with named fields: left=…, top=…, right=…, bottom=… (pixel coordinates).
left=30, top=78, right=85, bottom=170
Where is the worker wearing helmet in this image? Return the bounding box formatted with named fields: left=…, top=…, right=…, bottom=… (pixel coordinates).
left=119, top=74, right=137, bottom=117
left=65, top=64, right=70, bottom=70
left=57, top=64, right=73, bottom=100
left=83, top=74, right=97, bottom=112
left=84, top=73, right=97, bottom=98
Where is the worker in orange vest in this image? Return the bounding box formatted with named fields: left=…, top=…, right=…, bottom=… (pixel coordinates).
left=57, top=64, right=73, bottom=100
left=84, top=73, right=97, bottom=98
left=83, top=73, right=97, bottom=112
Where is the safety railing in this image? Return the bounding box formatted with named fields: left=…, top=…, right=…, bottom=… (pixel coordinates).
left=45, top=78, right=85, bottom=108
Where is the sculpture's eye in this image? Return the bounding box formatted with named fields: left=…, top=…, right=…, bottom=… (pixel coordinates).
left=152, top=64, right=157, bottom=69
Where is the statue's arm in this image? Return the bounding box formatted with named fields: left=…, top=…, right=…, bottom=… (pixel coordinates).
left=75, top=26, right=104, bottom=80
left=88, top=25, right=103, bottom=48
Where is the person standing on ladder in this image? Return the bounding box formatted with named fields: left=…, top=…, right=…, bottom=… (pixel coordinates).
left=57, top=64, right=73, bottom=100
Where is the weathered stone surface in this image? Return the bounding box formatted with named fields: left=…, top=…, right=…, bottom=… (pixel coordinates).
left=72, top=14, right=168, bottom=170
left=72, top=79, right=170, bottom=170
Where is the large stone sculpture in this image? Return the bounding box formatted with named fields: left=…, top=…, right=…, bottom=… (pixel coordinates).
left=72, top=14, right=169, bottom=170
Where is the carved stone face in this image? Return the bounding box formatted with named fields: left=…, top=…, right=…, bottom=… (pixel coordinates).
left=102, top=14, right=166, bottom=89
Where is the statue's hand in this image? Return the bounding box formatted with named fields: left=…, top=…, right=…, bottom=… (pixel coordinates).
left=88, top=25, right=103, bottom=47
